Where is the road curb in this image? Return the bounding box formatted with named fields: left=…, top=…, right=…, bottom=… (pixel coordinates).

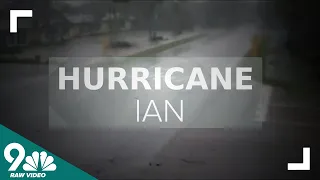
left=127, top=33, right=205, bottom=57
left=0, top=55, right=47, bottom=65
left=0, top=33, right=205, bottom=65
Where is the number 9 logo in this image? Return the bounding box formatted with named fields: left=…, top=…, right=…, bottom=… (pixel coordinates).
left=4, top=143, right=25, bottom=171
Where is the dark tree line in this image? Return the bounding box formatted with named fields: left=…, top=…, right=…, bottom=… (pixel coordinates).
left=273, top=1, right=318, bottom=64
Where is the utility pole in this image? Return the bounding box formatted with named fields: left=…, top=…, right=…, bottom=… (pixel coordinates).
left=147, top=2, right=158, bottom=41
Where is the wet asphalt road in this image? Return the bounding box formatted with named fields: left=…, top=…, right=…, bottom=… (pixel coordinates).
left=1, top=26, right=318, bottom=179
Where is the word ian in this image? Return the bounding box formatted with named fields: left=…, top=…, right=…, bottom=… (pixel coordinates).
left=137, top=100, right=183, bottom=122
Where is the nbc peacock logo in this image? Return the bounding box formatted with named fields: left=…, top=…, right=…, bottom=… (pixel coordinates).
left=23, top=151, right=57, bottom=172
left=4, top=143, right=57, bottom=178
left=1, top=125, right=96, bottom=180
